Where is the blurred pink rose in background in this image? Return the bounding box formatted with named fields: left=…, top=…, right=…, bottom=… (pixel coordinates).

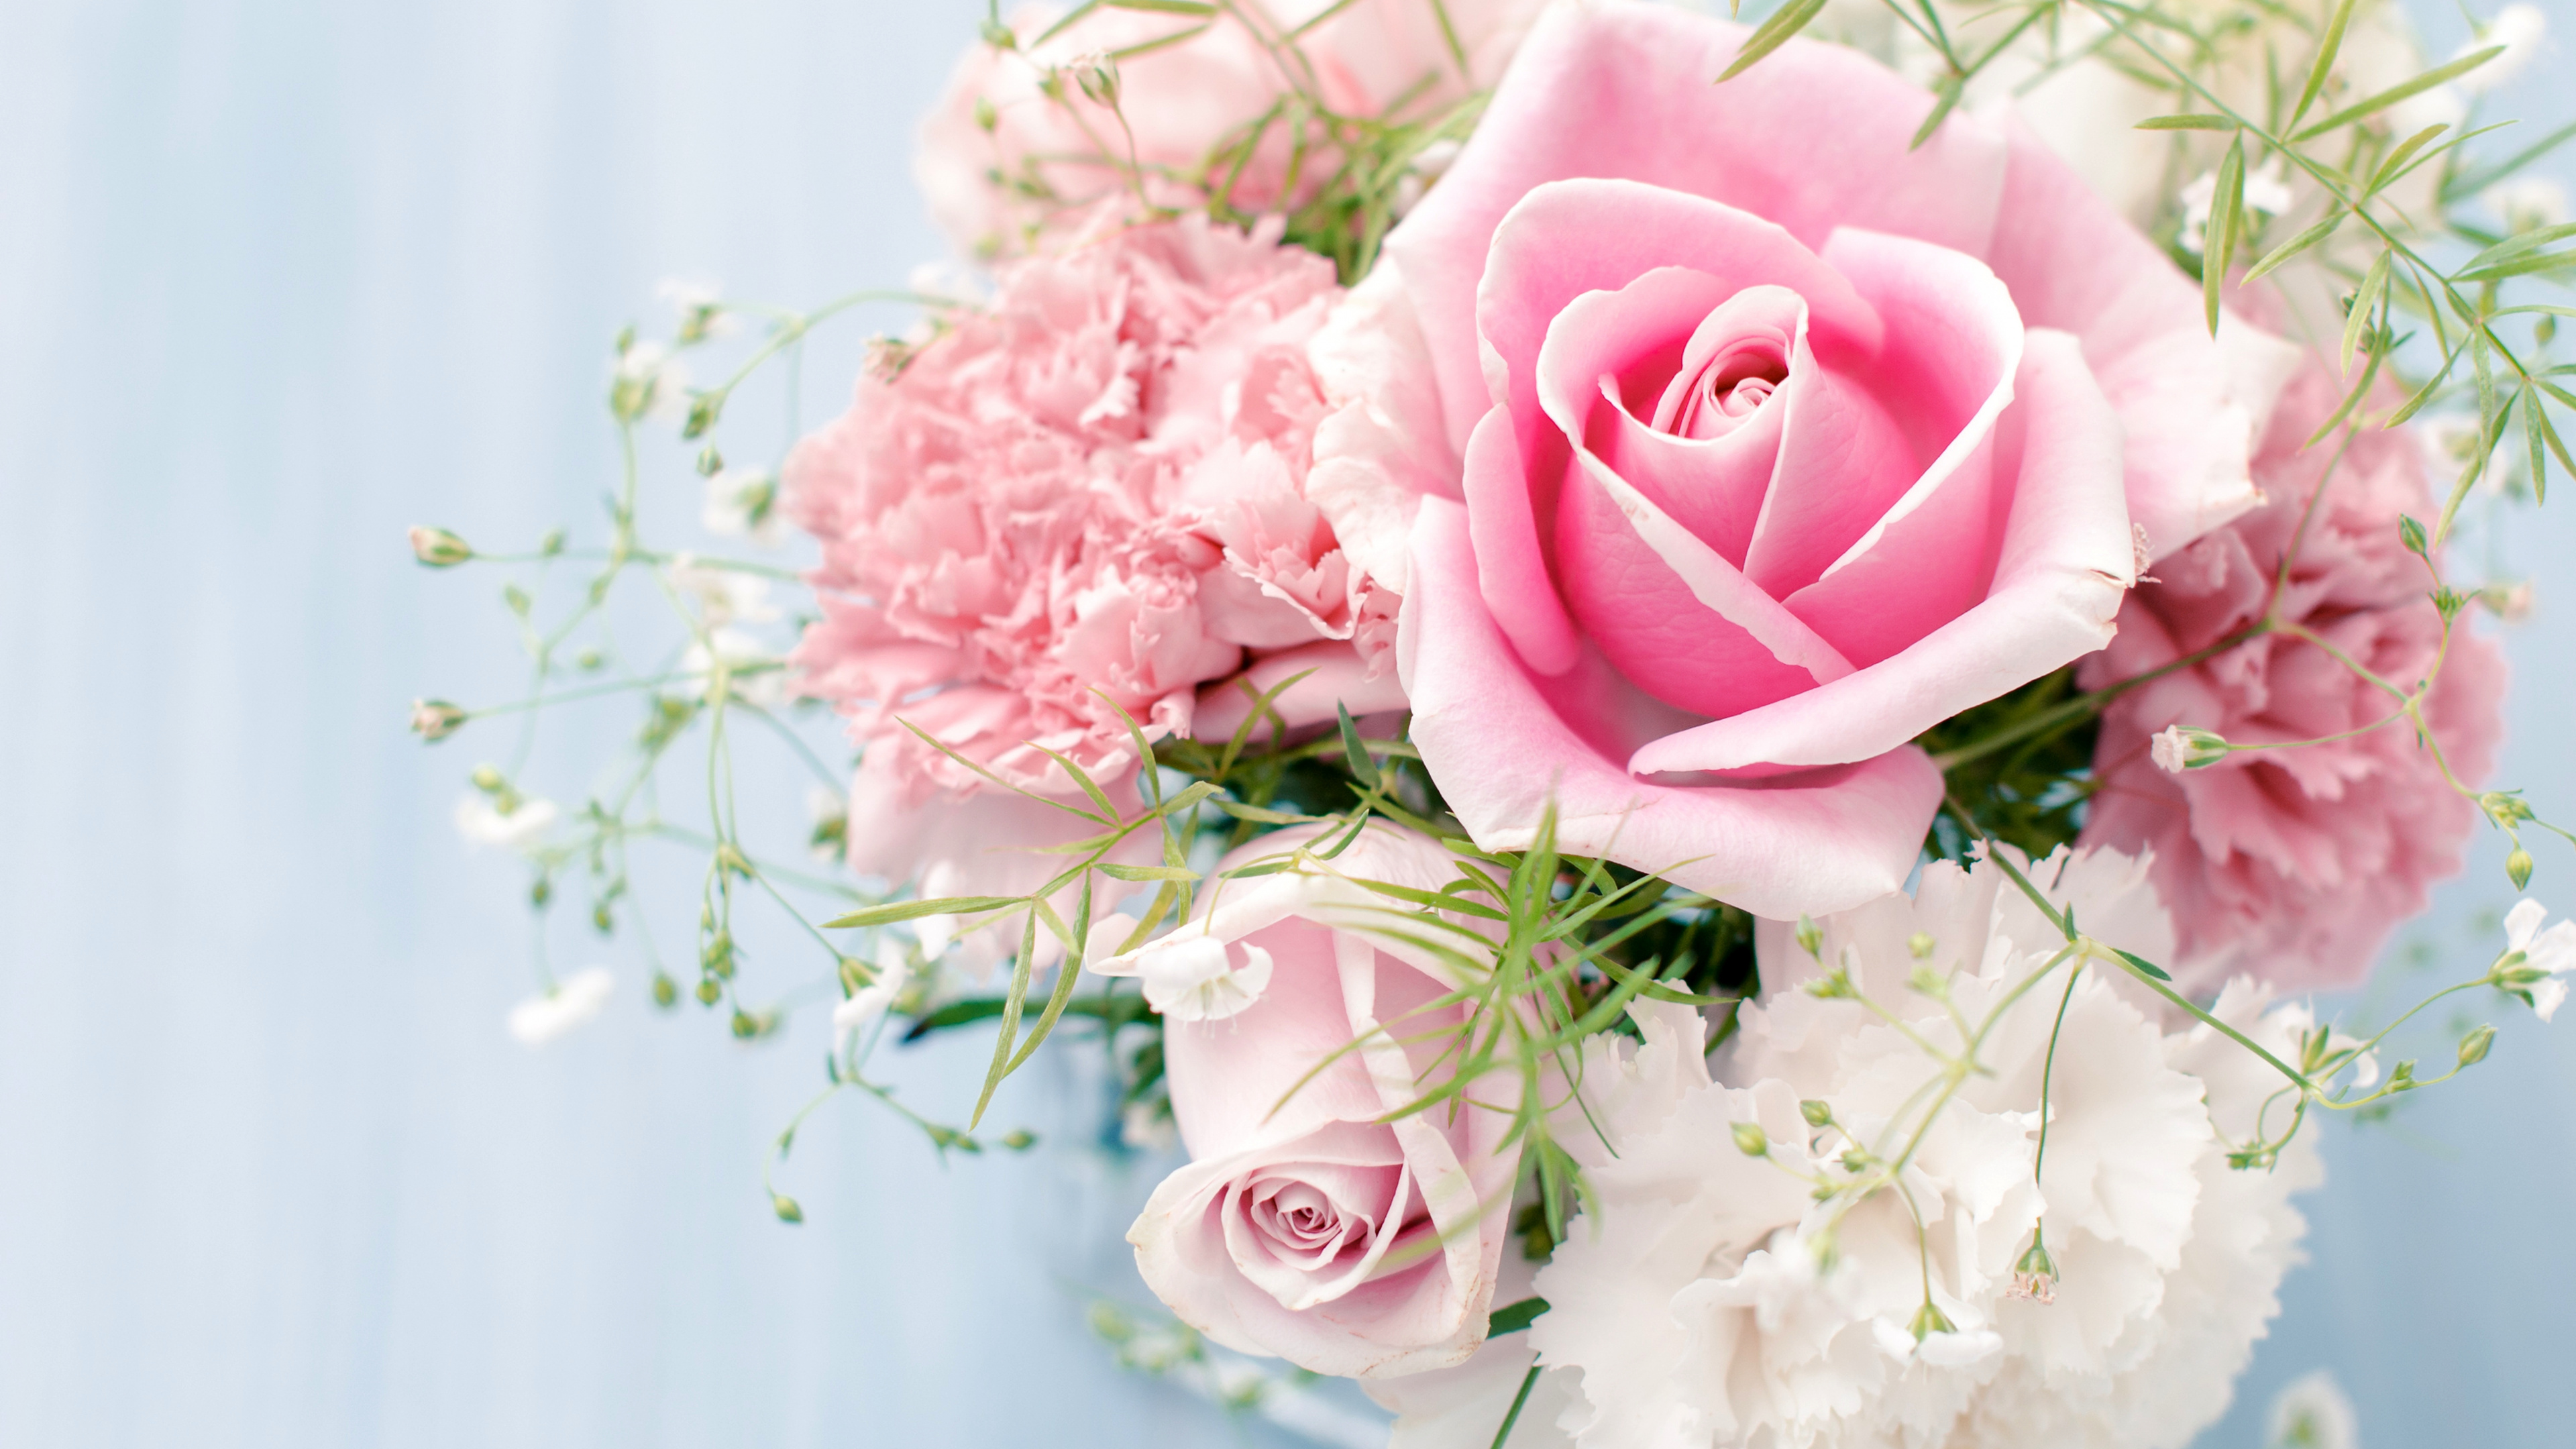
left=1327, top=1, right=2295, bottom=918
left=917, top=0, right=1545, bottom=257
left=1109, top=822, right=1519, bottom=1377
left=789, top=213, right=1399, bottom=918
left=2080, top=360, right=2508, bottom=993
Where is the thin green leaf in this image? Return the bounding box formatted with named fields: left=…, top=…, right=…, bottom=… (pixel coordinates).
left=2134, top=113, right=2236, bottom=130
left=822, top=895, right=1022, bottom=929
left=2343, top=250, right=2391, bottom=378
left=2363, top=123, right=2449, bottom=198
left=2206, top=135, right=2245, bottom=335
left=1716, top=0, right=1829, bottom=83
left=1487, top=1297, right=1550, bottom=1336
left=1909, top=76, right=1964, bottom=152
left=2287, top=0, right=2360, bottom=133
left=1031, top=745, right=1119, bottom=824
left=972, top=908, right=1042, bottom=1126
left=2241, top=210, right=2345, bottom=284
left=2526, top=379, right=2547, bottom=508
left=2449, top=118, right=2576, bottom=202
left=1108, top=17, right=1214, bottom=60
left=1096, top=862, right=1201, bottom=882
left=2113, top=948, right=2172, bottom=982
left=1345, top=876, right=1511, bottom=920
left=2292, top=46, right=2503, bottom=142
left=1211, top=798, right=1320, bottom=825
left=2457, top=248, right=2576, bottom=284
left=2461, top=222, right=2576, bottom=274
left=1104, top=0, right=1215, bottom=13
left=2535, top=403, right=2570, bottom=505
left=1004, top=888, right=1093, bottom=1077
left=1338, top=701, right=1381, bottom=789
left=1031, top=0, right=1107, bottom=46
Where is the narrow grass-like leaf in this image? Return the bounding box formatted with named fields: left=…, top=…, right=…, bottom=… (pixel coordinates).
left=1096, top=862, right=1201, bottom=882
left=2457, top=248, right=2576, bottom=284
left=1212, top=798, right=1319, bottom=825
left=2461, top=223, right=2576, bottom=274
left=1338, top=701, right=1381, bottom=790
left=2287, top=0, right=2360, bottom=133
left=1716, top=0, right=1829, bottom=82
left=1032, top=745, right=1120, bottom=823
left=1031, top=0, right=1106, bottom=45
left=822, top=895, right=1022, bottom=928
left=2343, top=250, right=2392, bottom=377
left=2206, top=134, right=2244, bottom=335
left=2292, top=46, right=2503, bottom=142
left=2534, top=403, right=2570, bottom=504
left=2112, top=948, right=2173, bottom=982
left=2135, top=113, right=2235, bottom=130
left=2364, top=124, right=2449, bottom=198
left=1104, top=0, right=1216, bottom=13
left=2447, top=119, right=2576, bottom=202
left=2241, top=209, right=2345, bottom=284
left=2310, top=337, right=2387, bottom=446
left=1909, top=76, right=1964, bottom=152
left=2526, top=380, right=2548, bottom=507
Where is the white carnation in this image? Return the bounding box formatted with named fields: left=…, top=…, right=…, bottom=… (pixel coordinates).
left=1508, top=847, right=2320, bottom=1449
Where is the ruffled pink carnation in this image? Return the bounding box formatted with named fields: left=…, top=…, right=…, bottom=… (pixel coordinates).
left=917, top=0, right=1544, bottom=257
left=2078, top=361, right=2508, bottom=991
left=788, top=214, right=1394, bottom=824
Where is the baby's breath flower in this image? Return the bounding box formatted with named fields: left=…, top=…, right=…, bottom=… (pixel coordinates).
left=700, top=468, right=782, bottom=546
left=506, top=967, right=614, bottom=1045
left=454, top=793, right=558, bottom=852
left=2179, top=158, right=2292, bottom=254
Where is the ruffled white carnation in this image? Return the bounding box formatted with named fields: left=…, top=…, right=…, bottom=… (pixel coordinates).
left=1494, top=847, right=2319, bottom=1449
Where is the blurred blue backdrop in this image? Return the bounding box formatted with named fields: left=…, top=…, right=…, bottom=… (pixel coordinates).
left=0, top=1, right=2568, bottom=1446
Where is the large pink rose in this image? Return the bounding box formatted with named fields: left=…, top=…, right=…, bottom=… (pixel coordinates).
left=2079, top=360, right=2508, bottom=993
left=1104, top=822, right=1519, bottom=1377
left=918, top=0, right=1546, bottom=257
left=1322, top=2, right=2296, bottom=918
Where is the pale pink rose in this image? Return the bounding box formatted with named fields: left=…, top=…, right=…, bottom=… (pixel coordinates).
left=2079, top=359, right=2508, bottom=992
left=790, top=215, right=1397, bottom=865
left=917, top=0, right=1547, bottom=256
left=1108, top=822, right=1519, bottom=1377
left=1322, top=2, right=2296, bottom=918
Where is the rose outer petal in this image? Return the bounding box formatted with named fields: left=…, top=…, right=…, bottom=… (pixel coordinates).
left=1385, top=5, right=2005, bottom=452
left=1401, top=497, right=1942, bottom=919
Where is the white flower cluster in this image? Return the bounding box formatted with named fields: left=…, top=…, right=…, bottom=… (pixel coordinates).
left=1426, top=849, right=2323, bottom=1449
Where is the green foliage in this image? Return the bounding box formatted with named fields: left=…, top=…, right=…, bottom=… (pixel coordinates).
left=1917, top=666, right=2100, bottom=864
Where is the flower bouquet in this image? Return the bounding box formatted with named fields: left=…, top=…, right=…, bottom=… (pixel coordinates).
left=411, top=0, right=2573, bottom=1443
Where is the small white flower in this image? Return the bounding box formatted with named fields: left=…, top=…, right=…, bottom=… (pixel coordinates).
left=2265, top=1368, right=2359, bottom=1449
left=2457, top=3, right=2547, bottom=95
left=2487, top=176, right=2570, bottom=232
left=610, top=341, right=690, bottom=423
left=454, top=794, right=558, bottom=851
left=2498, top=898, right=2576, bottom=1021
left=680, top=626, right=786, bottom=710
left=2347, top=1048, right=2381, bottom=1090
left=700, top=468, right=782, bottom=547
left=656, top=275, right=736, bottom=341
left=2179, top=158, right=2294, bottom=253
left=1134, top=935, right=1274, bottom=1022
left=508, top=967, right=614, bottom=1046
left=665, top=553, right=779, bottom=625
left=833, top=941, right=910, bottom=1050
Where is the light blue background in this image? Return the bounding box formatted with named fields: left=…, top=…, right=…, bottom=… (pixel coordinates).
left=0, top=2, right=2569, bottom=1446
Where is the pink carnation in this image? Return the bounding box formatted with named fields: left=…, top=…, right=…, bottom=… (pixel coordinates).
left=789, top=214, right=1398, bottom=872
left=2078, top=361, right=2508, bottom=991
left=917, top=1, right=1544, bottom=257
